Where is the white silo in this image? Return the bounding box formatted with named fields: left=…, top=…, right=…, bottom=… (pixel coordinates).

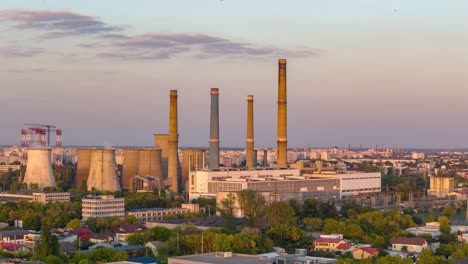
left=87, top=149, right=121, bottom=192
left=23, top=148, right=56, bottom=189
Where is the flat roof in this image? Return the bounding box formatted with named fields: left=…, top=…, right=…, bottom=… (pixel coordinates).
left=169, top=252, right=270, bottom=264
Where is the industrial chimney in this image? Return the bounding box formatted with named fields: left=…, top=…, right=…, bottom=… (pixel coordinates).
left=209, top=88, right=220, bottom=170
left=246, top=95, right=255, bottom=169
left=277, top=59, right=287, bottom=168
left=87, top=149, right=121, bottom=192
left=168, top=90, right=179, bottom=192
left=23, top=148, right=56, bottom=189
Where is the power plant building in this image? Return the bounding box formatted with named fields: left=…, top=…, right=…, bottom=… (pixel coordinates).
left=122, top=149, right=163, bottom=190
left=428, top=177, right=455, bottom=198
left=23, top=148, right=56, bottom=189
left=76, top=148, right=92, bottom=188
left=181, top=149, right=206, bottom=190
left=87, top=149, right=121, bottom=192
left=189, top=170, right=381, bottom=201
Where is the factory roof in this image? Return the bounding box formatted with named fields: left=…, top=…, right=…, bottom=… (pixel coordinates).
left=169, top=252, right=271, bottom=264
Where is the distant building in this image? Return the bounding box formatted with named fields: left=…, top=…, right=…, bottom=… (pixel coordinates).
left=352, top=247, right=379, bottom=259
left=428, top=177, right=454, bottom=198
left=412, top=152, right=425, bottom=159
left=311, top=236, right=346, bottom=252
left=32, top=192, right=70, bottom=204
left=127, top=208, right=191, bottom=222
left=82, top=195, right=125, bottom=220
left=390, top=237, right=428, bottom=253
left=168, top=252, right=271, bottom=264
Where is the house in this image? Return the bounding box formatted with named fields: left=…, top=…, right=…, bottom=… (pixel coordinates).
left=0, top=242, right=31, bottom=254
left=312, top=237, right=346, bottom=252
left=115, top=224, right=147, bottom=245
left=352, top=247, right=379, bottom=259
left=145, top=241, right=166, bottom=257
left=59, top=241, right=76, bottom=255
left=391, top=237, right=428, bottom=253
left=336, top=243, right=355, bottom=253
left=0, top=229, right=32, bottom=244
left=74, top=227, right=92, bottom=242
left=89, top=232, right=115, bottom=244
left=89, top=242, right=113, bottom=250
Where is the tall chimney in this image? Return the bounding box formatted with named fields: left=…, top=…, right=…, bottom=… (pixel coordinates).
left=246, top=95, right=255, bottom=169
left=209, top=88, right=220, bottom=170
left=168, top=90, right=179, bottom=192
left=277, top=59, right=287, bottom=168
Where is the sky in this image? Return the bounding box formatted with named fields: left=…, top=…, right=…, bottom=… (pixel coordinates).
left=1, top=1, right=467, bottom=149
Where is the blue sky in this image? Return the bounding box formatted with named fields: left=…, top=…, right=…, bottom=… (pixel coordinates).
left=1, top=1, right=467, bottom=148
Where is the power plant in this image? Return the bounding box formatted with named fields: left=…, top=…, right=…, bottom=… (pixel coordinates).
left=246, top=95, right=255, bottom=169
left=138, top=149, right=163, bottom=180
left=87, top=149, right=121, bottom=192
left=277, top=59, right=288, bottom=168
left=121, top=148, right=140, bottom=189
left=154, top=134, right=169, bottom=179
left=209, top=88, right=220, bottom=170
left=181, top=149, right=206, bottom=189
left=76, top=148, right=92, bottom=188
left=168, top=90, right=179, bottom=192
left=23, top=148, right=56, bottom=189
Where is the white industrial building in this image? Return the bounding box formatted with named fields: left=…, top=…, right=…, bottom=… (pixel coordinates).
left=82, top=195, right=125, bottom=220
left=189, top=169, right=381, bottom=200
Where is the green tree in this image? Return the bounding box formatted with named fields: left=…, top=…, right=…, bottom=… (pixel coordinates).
left=265, top=201, right=296, bottom=227
left=237, top=190, right=266, bottom=230
left=66, top=219, right=83, bottom=229
left=303, top=217, right=323, bottom=231
left=217, top=193, right=238, bottom=233
left=344, top=224, right=364, bottom=241
left=35, top=218, right=59, bottom=259
left=451, top=249, right=465, bottom=260
left=442, top=207, right=455, bottom=219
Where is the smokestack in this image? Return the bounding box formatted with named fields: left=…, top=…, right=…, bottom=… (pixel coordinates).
left=209, top=88, right=220, bottom=170
left=87, top=149, right=120, bottom=192
left=168, top=90, right=179, bottom=192
left=263, top=149, right=268, bottom=167
left=23, top=148, right=56, bottom=189
left=277, top=59, right=287, bottom=168
left=246, top=95, right=255, bottom=169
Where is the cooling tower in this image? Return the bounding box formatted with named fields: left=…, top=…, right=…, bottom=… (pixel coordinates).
left=76, top=148, right=92, bottom=188
left=87, top=149, right=121, bottom=192
left=246, top=95, right=255, bottom=169
left=23, top=148, right=56, bottom=189
left=209, top=88, right=220, bottom=170
left=154, top=134, right=169, bottom=179
left=277, top=59, right=288, bottom=168
left=122, top=148, right=140, bottom=190
left=168, top=90, right=179, bottom=192
left=138, top=149, right=162, bottom=179
left=181, top=149, right=206, bottom=189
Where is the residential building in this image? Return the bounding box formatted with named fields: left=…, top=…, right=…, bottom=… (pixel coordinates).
left=352, top=247, right=379, bottom=259
left=312, top=237, right=346, bottom=252
left=390, top=237, right=428, bottom=253
left=168, top=252, right=271, bottom=264
left=127, top=208, right=191, bottom=222
left=32, top=192, right=70, bottom=204
left=82, top=195, right=125, bottom=220
left=0, top=242, right=31, bottom=254
left=115, top=224, right=147, bottom=245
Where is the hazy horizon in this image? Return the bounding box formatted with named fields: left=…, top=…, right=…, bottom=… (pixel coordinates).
left=1, top=1, right=467, bottom=149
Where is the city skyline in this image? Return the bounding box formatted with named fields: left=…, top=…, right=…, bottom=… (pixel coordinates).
left=1, top=1, right=467, bottom=148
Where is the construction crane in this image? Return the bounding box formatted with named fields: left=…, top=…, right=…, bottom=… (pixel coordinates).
left=24, top=123, right=56, bottom=147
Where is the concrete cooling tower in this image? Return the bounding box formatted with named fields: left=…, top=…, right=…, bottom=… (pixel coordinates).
left=23, top=148, right=56, bottom=189
left=87, top=149, right=121, bottom=192
left=121, top=149, right=139, bottom=190
left=76, top=148, right=92, bottom=188
left=138, top=149, right=162, bottom=179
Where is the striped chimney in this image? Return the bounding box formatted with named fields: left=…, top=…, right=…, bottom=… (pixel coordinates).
left=277, top=59, right=288, bottom=168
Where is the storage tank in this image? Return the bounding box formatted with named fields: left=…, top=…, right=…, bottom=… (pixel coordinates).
left=23, top=148, right=56, bottom=189
left=87, top=149, right=121, bottom=192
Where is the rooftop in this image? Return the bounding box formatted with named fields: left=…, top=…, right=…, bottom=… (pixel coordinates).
left=169, top=252, right=271, bottom=264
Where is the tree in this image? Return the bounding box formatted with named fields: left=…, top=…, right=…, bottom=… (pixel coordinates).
left=303, top=198, right=320, bottom=218
left=442, top=207, right=455, bottom=218
left=237, top=190, right=266, bottom=230
left=217, top=193, right=238, bottom=233
left=66, top=219, right=83, bottom=229
left=344, top=224, right=364, bottom=241
left=34, top=218, right=59, bottom=259
left=372, top=235, right=386, bottom=250
left=265, top=201, right=296, bottom=227
left=451, top=249, right=465, bottom=260
left=303, top=217, right=323, bottom=231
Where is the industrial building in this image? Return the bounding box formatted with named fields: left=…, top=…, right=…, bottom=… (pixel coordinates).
left=122, top=149, right=163, bottom=190
left=82, top=195, right=125, bottom=220
left=23, top=148, right=56, bottom=189
left=181, top=149, right=206, bottom=190
left=428, top=177, right=455, bottom=198
left=32, top=192, right=70, bottom=204
left=190, top=169, right=381, bottom=201
left=127, top=207, right=191, bottom=222
left=87, top=149, right=121, bottom=192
